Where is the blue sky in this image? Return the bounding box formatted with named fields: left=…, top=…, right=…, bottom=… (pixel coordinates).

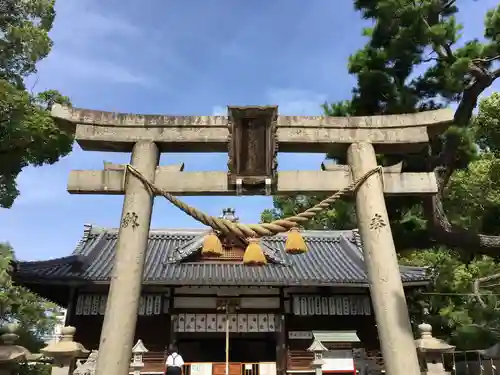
left=1, top=0, right=499, bottom=261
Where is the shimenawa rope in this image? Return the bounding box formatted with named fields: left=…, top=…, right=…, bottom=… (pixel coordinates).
left=123, top=164, right=383, bottom=240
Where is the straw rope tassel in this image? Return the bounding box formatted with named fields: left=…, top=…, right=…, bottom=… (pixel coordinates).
left=285, top=227, right=307, bottom=254
left=201, top=231, right=223, bottom=257
left=243, top=238, right=267, bottom=265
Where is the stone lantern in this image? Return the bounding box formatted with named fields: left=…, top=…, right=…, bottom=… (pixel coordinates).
left=41, top=326, right=88, bottom=375
left=415, top=323, right=455, bottom=375
left=307, top=339, right=328, bottom=375
left=130, top=339, right=148, bottom=375
left=0, top=323, right=41, bottom=375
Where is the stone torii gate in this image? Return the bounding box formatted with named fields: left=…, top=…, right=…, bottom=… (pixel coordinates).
left=53, top=104, right=453, bottom=375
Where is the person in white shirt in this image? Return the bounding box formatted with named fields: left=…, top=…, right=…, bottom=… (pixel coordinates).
left=165, top=344, right=184, bottom=375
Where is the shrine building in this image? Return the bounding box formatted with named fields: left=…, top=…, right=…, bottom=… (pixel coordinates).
left=11, top=209, right=429, bottom=375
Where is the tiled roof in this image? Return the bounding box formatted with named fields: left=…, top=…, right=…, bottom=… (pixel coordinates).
left=13, top=225, right=429, bottom=287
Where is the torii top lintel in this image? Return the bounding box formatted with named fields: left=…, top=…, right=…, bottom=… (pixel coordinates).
left=52, top=104, right=453, bottom=155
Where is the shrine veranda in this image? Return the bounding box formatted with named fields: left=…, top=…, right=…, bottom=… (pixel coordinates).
left=11, top=105, right=453, bottom=375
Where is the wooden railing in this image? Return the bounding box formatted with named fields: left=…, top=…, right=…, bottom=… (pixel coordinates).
left=286, top=350, right=314, bottom=371
left=141, top=350, right=385, bottom=374
left=142, top=352, right=166, bottom=373
left=140, top=353, right=261, bottom=375
left=287, top=349, right=386, bottom=373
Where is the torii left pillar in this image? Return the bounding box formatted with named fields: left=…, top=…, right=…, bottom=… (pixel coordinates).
left=95, top=141, right=159, bottom=375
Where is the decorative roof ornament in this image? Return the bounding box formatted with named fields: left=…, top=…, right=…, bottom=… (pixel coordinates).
left=220, top=208, right=239, bottom=223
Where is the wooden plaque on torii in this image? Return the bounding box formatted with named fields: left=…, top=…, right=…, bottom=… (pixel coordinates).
left=227, top=106, right=278, bottom=195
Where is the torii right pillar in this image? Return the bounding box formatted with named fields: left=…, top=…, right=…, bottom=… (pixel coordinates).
left=348, top=142, right=421, bottom=375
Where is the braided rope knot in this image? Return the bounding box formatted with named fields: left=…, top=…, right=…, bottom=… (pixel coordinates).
left=124, top=165, right=383, bottom=239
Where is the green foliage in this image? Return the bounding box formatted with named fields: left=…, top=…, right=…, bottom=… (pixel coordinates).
left=261, top=197, right=356, bottom=230
left=445, top=153, right=500, bottom=234
left=0, top=243, right=62, bottom=352
left=263, top=0, right=500, bottom=348
left=18, top=363, right=51, bottom=375
left=400, top=249, right=500, bottom=349
left=475, top=92, right=500, bottom=155
left=0, top=0, right=74, bottom=208
left=0, top=0, right=55, bottom=88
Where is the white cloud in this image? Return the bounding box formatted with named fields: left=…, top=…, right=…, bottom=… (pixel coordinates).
left=266, top=88, right=327, bottom=115
left=46, top=51, right=151, bottom=86
left=212, top=89, right=327, bottom=117
left=62, top=9, right=139, bottom=38
left=34, top=0, right=150, bottom=86
left=52, top=1, right=140, bottom=47
left=13, top=146, right=132, bottom=207
left=212, top=106, right=227, bottom=116
left=14, top=165, right=69, bottom=207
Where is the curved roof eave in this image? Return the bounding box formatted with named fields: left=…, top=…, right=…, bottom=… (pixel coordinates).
left=11, top=225, right=431, bottom=288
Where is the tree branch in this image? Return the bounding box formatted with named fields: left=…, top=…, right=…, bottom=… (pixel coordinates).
left=454, top=61, right=500, bottom=126
left=472, top=55, right=500, bottom=65
left=421, top=54, right=440, bottom=63
left=422, top=59, right=500, bottom=256
left=473, top=273, right=500, bottom=309
left=423, top=180, right=500, bottom=257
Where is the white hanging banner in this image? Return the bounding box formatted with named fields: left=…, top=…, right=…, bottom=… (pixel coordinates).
left=259, top=362, right=276, bottom=375
left=75, top=294, right=164, bottom=316
left=291, top=295, right=371, bottom=316
left=323, top=350, right=355, bottom=373
left=173, top=313, right=276, bottom=332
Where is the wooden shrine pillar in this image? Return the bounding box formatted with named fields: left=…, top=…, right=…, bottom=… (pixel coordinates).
left=275, top=311, right=286, bottom=375
left=64, top=287, right=77, bottom=327
left=95, top=141, right=159, bottom=375
left=347, top=142, right=420, bottom=375
left=169, top=288, right=176, bottom=347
